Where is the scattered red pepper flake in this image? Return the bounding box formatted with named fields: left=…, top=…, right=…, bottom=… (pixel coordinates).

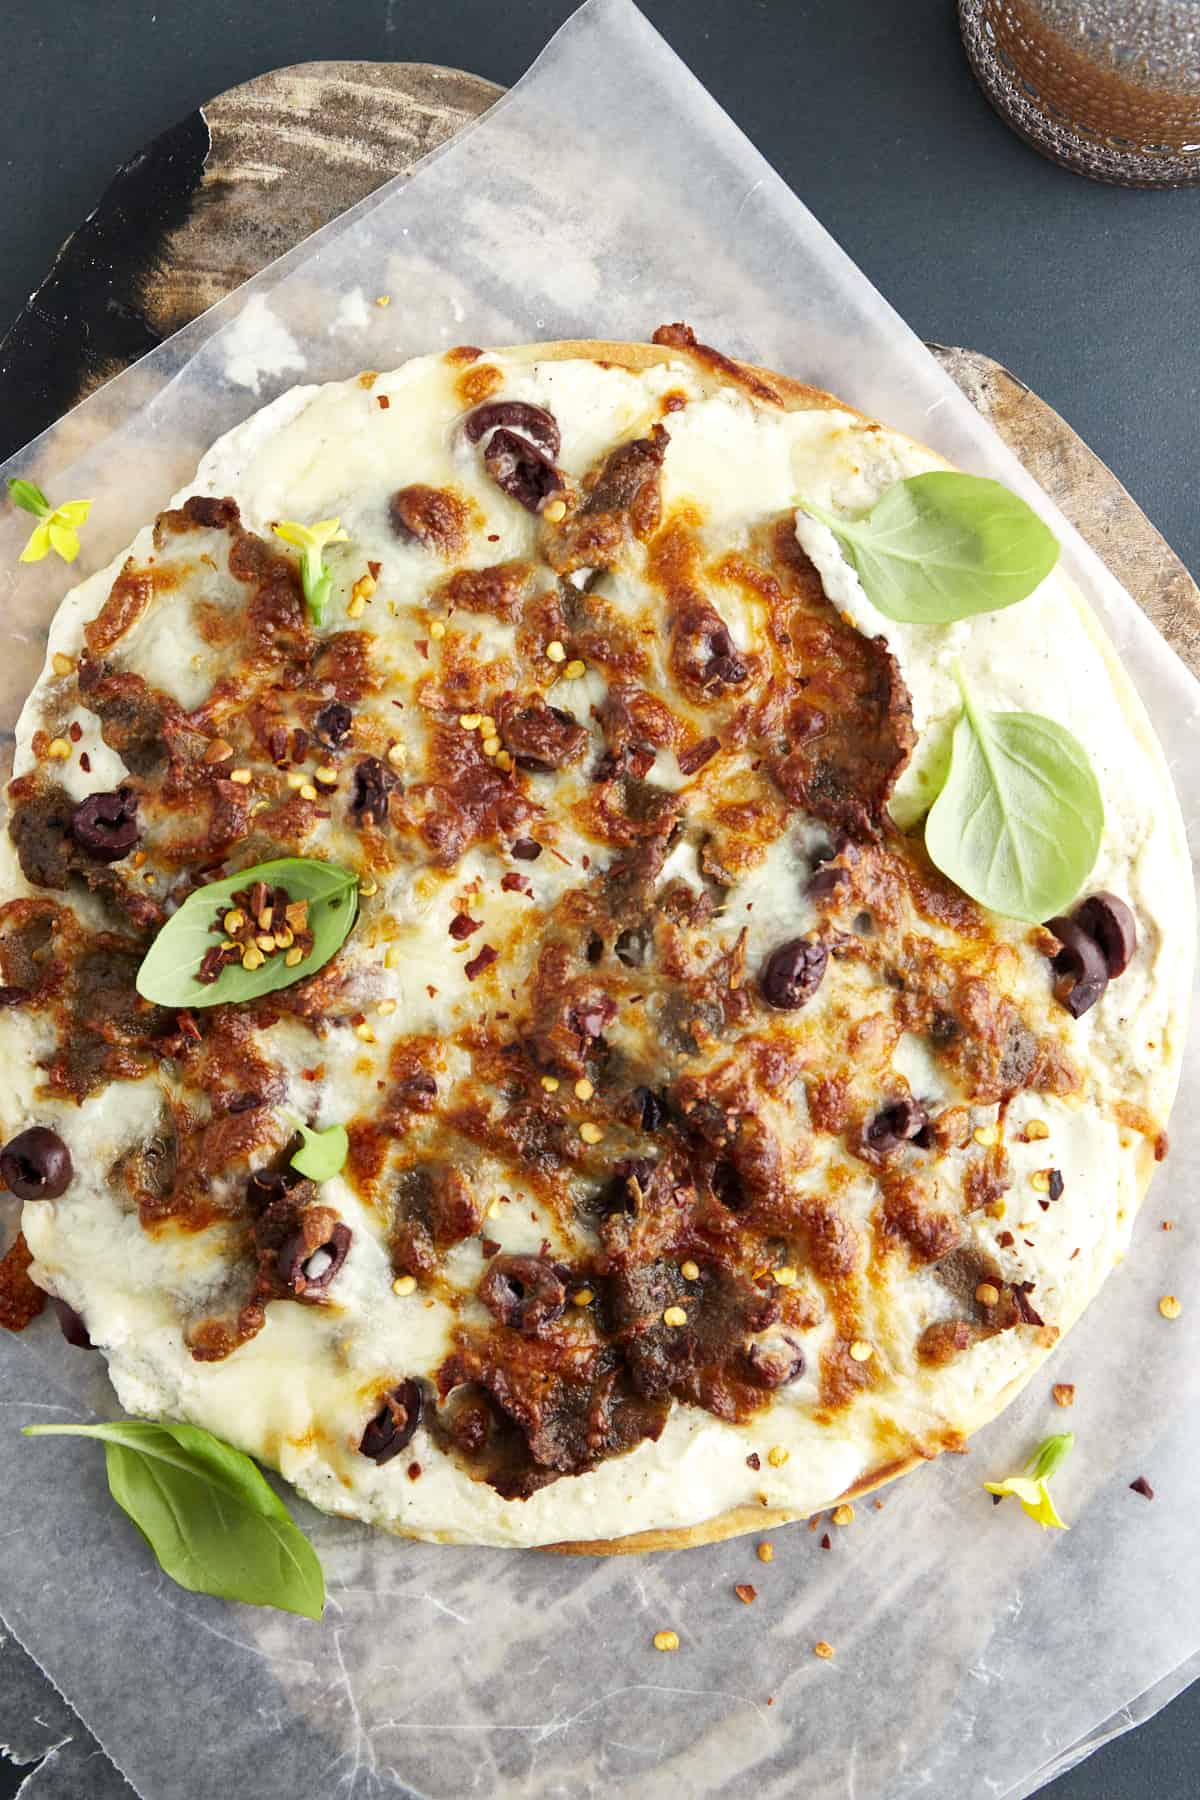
left=415, top=639, right=428, bottom=659
left=734, top=1584, right=757, bottom=1605
left=997, top=1230, right=1015, bottom=1248
left=465, top=945, right=498, bottom=981
left=68, top=721, right=82, bottom=742
left=1052, top=1383, right=1076, bottom=1408
left=678, top=735, right=720, bottom=776
left=820, top=1532, right=832, bottom=1550
left=1130, top=1476, right=1155, bottom=1500
left=407, top=1461, right=422, bottom=1481
left=746, top=1453, right=761, bottom=1471
left=367, top=560, right=382, bottom=579
left=78, top=751, right=91, bottom=772
left=501, top=872, right=533, bottom=896
left=449, top=913, right=482, bottom=940
left=378, top=395, right=390, bottom=409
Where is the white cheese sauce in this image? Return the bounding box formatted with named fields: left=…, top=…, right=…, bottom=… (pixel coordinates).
left=6, top=347, right=1192, bottom=1546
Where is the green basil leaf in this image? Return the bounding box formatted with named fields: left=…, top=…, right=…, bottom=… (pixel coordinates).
left=7, top=477, right=50, bottom=519
left=23, top=1420, right=324, bottom=1618
left=290, top=1120, right=349, bottom=1182
left=799, top=472, right=1060, bottom=624
left=924, top=671, right=1103, bottom=923
left=136, top=856, right=358, bottom=1009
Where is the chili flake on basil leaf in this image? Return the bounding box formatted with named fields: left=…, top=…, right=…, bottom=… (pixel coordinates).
left=136, top=857, right=358, bottom=1009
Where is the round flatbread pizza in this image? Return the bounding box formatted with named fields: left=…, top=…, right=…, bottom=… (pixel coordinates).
left=0, top=329, right=1190, bottom=1552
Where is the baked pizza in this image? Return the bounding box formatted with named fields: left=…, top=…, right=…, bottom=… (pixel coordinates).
left=0, top=328, right=1190, bottom=1552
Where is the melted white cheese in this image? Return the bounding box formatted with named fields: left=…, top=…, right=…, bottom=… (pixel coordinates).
left=7, top=346, right=1193, bottom=1547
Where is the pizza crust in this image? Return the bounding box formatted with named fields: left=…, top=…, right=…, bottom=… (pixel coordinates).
left=8, top=335, right=1189, bottom=1553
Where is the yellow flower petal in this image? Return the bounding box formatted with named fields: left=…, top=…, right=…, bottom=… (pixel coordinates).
left=310, top=518, right=348, bottom=547
left=55, top=500, right=93, bottom=528
left=19, top=522, right=52, bottom=563
left=984, top=1475, right=1068, bottom=1530
left=1021, top=1480, right=1067, bottom=1531
left=47, top=520, right=80, bottom=563
left=273, top=520, right=315, bottom=551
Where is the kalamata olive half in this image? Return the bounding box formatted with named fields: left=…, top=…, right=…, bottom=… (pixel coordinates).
left=759, top=938, right=828, bottom=1010
left=359, top=1379, right=424, bottom=1465
left=479, top=1254, right=566, bottom=1335
left=314, top=701, right=353, bottom=747
left=1074, top=891, right=1137, bottom=978
left=0, top=1126, right=73, bottom=1200
left=245, top=1168, right=298, bottom=1214
left=1045, top=917, right=1109, bottom=1019
left=277, top=1222, right=352, bottom=1298
left=464, top=400, right=561, bottom=459
left=865, top=1099, right=930, bottom=1156
left=483, top=429, right=565, bottom=515
left=70, top=787, right=140, bottom=862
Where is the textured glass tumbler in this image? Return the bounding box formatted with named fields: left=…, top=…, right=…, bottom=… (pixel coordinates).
left=960, top=0, right=1200, bottom=185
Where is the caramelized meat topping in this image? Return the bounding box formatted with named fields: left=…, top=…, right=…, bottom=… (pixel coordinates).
left=388, top=484, right=470, bottom=557
left=543, top=424, right=669, bottom=573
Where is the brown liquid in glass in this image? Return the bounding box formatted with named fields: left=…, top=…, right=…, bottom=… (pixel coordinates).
left=960, top=0, right=1200, bottom=185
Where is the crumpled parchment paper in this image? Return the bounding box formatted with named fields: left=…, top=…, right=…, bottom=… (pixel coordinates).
left=0, top=4, right=1197, bottom=1795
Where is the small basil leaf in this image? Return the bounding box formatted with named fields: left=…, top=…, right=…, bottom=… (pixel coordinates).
left=924, top=671, right=1103, bottom=923
left=799, top=472, right=1060, bottom=624
left=7, top=477, right=50, bottom=518
left=136, top=856, right=358, bottom=1009
left=23, top=1420, right=324, bottom=1618
left=290, top=1120, right=349, bottom=1182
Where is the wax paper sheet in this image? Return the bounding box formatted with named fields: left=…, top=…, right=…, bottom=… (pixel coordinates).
left=0, top=3, right=1197, bottom=1795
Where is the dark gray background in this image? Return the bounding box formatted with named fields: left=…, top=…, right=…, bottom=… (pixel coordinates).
left=2, top=1, right=1198, bottom=1795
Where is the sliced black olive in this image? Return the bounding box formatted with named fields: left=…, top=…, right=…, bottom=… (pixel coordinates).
left=349, top=756, right=397, bottom=826
left=314, top=701, right=353, bottom=747
left=483, top=428, right=565, bottom=515
left=479, top=1254, right=566, bottom=1335
left=510, top=838, right=543, bottom=861
left=1046, top=917, right=1109, bottom=1018
left=807, top=865, right=848, bottom=902
left=1074, top=892, right=1137, bottom=978
left=0, top=1126, right=73, bottom=1200
left=245, top=1168, right=299, bottom=1214
left=359, top=1379, right=424, bottom=1464
left=464, top=400, right=561, bottom=459
left=865, top=1099, right=929, bottom=1156
left=277, top=1222, right=352, bottom=1297
left=759, top=938, right=828, bottom=1010
left=69, top=787, right=140, bottom=862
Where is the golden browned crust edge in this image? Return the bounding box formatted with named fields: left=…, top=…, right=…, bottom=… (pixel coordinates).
left=492, top=336, right=869, bottom=420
